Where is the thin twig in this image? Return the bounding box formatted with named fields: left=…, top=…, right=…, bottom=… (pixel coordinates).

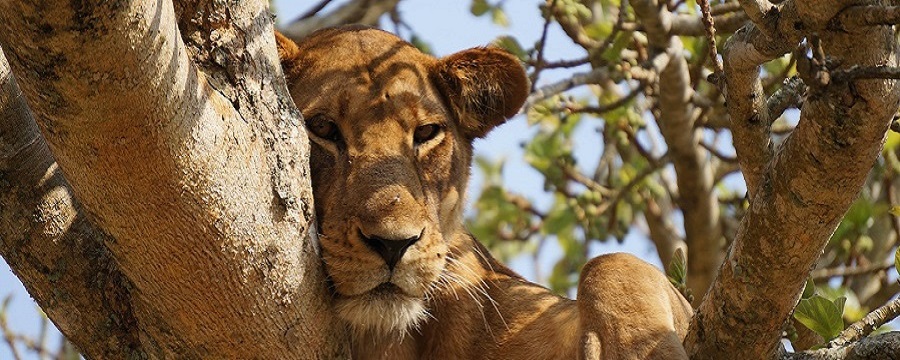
left=828, top=297, right=900, bottom=348
left=700, top=141, right=738, bottom=163
left=524, top=68, right=610, bottom=109
left=711, top=1, right=744, bottom=16
left=528, top=56, right=590, bottom=69
left=567, top=85, right=643, bottom=115
left=530, top=0, right=558, bottom=90
left=560, top=162, right=613, bottom=197
left=296, top=0, right=335, bottom=21
left=698, top=0, right=725, bottom=90
left=0, top=309, right=24, bottom=360
left=811, top=260, right=895, bottom=279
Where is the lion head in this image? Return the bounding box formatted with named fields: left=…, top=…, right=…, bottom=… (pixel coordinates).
left=277, top=26, right=527, bottom=335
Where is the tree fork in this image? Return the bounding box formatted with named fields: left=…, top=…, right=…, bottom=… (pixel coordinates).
left=685, top=1, right=900, bottom=358
left=0, top=1, right=347, bottom=358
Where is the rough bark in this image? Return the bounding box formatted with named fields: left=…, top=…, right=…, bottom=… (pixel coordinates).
left=783, top=332, right=900, bottom=360
left=0, top=47, right=143, bottom=359
left=685, top=1, right=900, bottom=358
left=0, top=1, right=347, bottom=358
left=632, top=0, right=722, bottom=303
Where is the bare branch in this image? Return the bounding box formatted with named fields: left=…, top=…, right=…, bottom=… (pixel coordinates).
left=767, top=76, right=807, bottom=120
left=643, top=195, right=687, bottom=268
left=297, top=0, right=336, bottom=21
left=530, top=0, right=558, bottom=90
left=528, top=56, right=590, bottom=69
left=811, top=260, right=895, bottom=280
left=281, top=0, right=401, bottom=39
left=567, top=86, right=643, bottom=115
left=783, top=332, right=900, bottom=359
left=698, top=0, right=725, bottom=90
left=830, top=297, right=900, bottom=348
left=525, top=68, right=611, bottom=109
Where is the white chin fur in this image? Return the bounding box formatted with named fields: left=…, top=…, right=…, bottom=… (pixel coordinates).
left=335, top=294, right=427, bottom=336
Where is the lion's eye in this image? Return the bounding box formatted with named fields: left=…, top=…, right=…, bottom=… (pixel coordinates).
left=306, top=114, right=342, bottom=142
left=413, top=124, right=442, bottom=145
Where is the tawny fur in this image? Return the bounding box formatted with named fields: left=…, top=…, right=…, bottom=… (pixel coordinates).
left=277, top=26, right=693, bottom=360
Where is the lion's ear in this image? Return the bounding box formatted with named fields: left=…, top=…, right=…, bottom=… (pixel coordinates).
left=433, top=47, right=528, bottom=139
left=275, top=31, right=302, bottom=81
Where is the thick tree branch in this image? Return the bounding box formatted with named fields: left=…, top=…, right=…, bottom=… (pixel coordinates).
left=685, top=1, right=900, bottom=358
left=783, top=331, right=900, bottom=360
left=834, top=5, right=900, bottom=28
left=0, top=47, right=142, bottom=360
left=0, top=1, right=346, bottom=358
left=738, top=0, right=778, bottom=38
left=767, top=76, right=807, bottom=120
left=632, top=0, right=722, bottom=302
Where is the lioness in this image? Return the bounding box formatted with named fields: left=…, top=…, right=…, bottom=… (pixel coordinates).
left=276, top=26, right=693, bottom=360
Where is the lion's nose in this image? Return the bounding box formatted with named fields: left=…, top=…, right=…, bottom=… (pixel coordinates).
left=359, top=230, right=421, bottom=271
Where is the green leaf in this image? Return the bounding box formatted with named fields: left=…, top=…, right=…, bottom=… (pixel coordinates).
left=667, top=248, right=688, bottom=287
left=884, top=131, right=900, bottom=154
left=543, top=196, right=577, bottom=235
left=409, top=35, right=433, bottom=55
left=801, top=278, right=816, bottom=299
left=890, top=206, right=900, bottom=217
left=470, top=0, right=490, bottom=16
left=491, top=8, right=509, bottom=27
left=492, top=35, right=527, bottom=61
left=794, top=295, right=846, bottom=340
left=895, top=247, right=899, bottom=278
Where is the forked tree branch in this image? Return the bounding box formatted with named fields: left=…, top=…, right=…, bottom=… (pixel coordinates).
left=0, top=0, right=345, bottom=357
left=685, top=0, right=900, bottom=358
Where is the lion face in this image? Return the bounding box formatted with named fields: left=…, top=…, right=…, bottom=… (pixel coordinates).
left=278, top=27, right=527, bottom=335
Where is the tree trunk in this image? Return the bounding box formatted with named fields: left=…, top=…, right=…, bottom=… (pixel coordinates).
left=685, top=1, right=900, bottom=359
left=0, top=1, right=348, bottom=358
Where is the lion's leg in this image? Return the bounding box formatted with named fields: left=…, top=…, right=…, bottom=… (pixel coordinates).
left=576, top=253, right=693, bottom=360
